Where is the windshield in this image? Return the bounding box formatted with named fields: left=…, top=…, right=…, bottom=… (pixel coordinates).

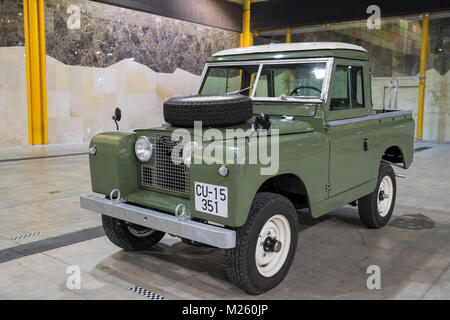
left=199, top=65, right=259, bottom=96
left=198, top=61, right=329, bottom=100
left=254, top=63, right=326, bottom=98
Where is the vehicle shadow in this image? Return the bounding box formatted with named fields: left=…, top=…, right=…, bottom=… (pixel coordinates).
left=92, top=205, right=449, bottom=299
left=297, top=205, right=363, bottom=230
left=92, top=206, right=364, bottom=299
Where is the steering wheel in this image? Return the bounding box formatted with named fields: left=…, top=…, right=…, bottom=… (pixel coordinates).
left=290, top=86, right=321, bottom=96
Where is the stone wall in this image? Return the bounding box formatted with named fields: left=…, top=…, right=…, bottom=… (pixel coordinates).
left=0, top=0, right=25, bottom=47
left=43, top=0, right=240, bottom=75
left=0, top=47, right=28, bottom=147
left=256, top=16, right=450, bottom=141
left=0, top=0, right=239, bottom=146
left=1, top=0, right=240, bottom=75
left=372, top=69, right=450, bottom=141
left=46, top=52, right=200, bottom=144
left=0, top=47, right=201, bottom=146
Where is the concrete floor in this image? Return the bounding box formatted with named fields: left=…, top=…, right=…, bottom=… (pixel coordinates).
left=0, top=142, right=449, bottom=299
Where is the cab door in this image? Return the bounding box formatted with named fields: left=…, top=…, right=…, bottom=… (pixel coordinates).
left=326, top=60, right=371, bottom=197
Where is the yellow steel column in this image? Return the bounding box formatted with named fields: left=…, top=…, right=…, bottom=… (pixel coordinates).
left=285, top=28, right=292, bottom=94
left=23, top=0, right=48, bottom=145
left=241, top=0, right=253, bottom=47
left=416, top=14, right=430, bottom=141
left=286, top=27, right=292, bottom=43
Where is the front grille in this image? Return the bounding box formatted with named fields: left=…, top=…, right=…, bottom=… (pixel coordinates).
left=140, top=133, right=189, bottom=195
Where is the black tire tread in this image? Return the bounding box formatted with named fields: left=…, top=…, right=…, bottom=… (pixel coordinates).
left=102, top=215, right=165, bottom=251
left=358, top=162, right=396, bottom=228
left=225, top=192, right=298, bottom=294
left=163, top=94, right=252, bottom=127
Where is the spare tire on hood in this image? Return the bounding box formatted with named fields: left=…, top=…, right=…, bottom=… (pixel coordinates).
left=163, top=94, right=253, bottom=128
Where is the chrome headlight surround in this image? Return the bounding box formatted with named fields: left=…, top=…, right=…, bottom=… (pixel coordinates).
left=135, top=136, right=153, bottom=162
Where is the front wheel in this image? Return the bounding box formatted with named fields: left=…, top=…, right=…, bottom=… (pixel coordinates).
left=225, top=193, right=299, bottom=295
left=102, top=215, right=165, bottom=251
left=358, top=162, right=397, bottom=228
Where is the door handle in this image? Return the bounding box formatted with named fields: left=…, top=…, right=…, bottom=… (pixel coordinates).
left=363, top=138, right=368, bottom=152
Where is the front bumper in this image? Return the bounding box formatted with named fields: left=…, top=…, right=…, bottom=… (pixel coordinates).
left=80, top=194, right=236, bottom=249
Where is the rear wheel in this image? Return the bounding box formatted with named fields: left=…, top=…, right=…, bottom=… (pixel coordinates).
left=225, top=193, right=298, bottom=295
left=358, top=162, right=396, bottom=228
left=102, top=215, right=165, bottom=251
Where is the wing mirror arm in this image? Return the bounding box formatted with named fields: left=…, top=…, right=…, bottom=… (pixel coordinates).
left=112, top=107, right=121, bottom=131
left=249, top=113, right=271, bottom=140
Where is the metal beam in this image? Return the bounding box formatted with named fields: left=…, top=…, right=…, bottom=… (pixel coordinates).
left=250, top=0, right=450, bottom=31
left=92, top=0, right=242, bottom=32
left=241, top=0, right=253, bottom=47
left=286, top=27, right=292, bottom=43
left=416, top=13, right=430, bottom=141
left=285, top=28, right=291, bottom=94
left=23, top=0, right=48, bottom=145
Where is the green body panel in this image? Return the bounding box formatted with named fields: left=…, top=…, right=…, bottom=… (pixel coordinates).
left=253, top=101, right=317, bottom=117
left=89, top=132, right=138, bottom=196
left=324, top=112, right=414, bottom=207
left=135, top=115, right=316, bottom=139
left=87, top=48, right=414, bottom=228
left=188, top=129, right=330, bottom=226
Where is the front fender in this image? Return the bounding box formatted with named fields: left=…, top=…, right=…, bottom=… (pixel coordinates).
left=89, top=132, right=138, bottom=197
left=189, top=131, right=329, bottom=227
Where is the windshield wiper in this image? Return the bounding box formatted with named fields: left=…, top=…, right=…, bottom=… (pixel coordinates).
left=227, top=86, right=253, bottom=95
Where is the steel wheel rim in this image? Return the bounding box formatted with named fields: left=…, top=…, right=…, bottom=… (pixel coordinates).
left=255, top=214, right=291, bottom=278
left=127, top=224, right=155, bottom=238
left=377, top=175, right=393, bottom=217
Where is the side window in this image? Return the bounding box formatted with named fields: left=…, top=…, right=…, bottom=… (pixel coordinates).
left=353, top=67, right=364, bottom=107
left=254, top=74, right=268, bottom=97
left=330, top=65, right=364, bottom=110
left=199, top=65, right=259, bottom=95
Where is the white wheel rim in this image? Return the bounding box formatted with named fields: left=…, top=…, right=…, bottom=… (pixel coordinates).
left=127, top=225, right=155, bottom=238
left=255, top=214, right=291, bottom=278
left=377, top=175, right=393, bottom=217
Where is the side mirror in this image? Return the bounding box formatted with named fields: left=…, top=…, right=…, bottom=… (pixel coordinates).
left=254, top=113, right=271, bottom=131
left=112, top=107, right=121, bottom=131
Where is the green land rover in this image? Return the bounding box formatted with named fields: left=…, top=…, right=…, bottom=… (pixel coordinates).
left=80, top=42, right=414, bottom=294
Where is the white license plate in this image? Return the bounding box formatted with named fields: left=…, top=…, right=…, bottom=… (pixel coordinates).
left=194, top=182, right=228, bottom=218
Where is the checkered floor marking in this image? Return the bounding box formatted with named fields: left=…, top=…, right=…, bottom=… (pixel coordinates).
left=10, top=232, right=41, bottom=241
left=129, top=286, right=165, bottom=300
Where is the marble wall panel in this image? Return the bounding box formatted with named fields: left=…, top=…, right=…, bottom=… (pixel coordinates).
left=44, top=53, right=200, bottom=144
left=0, top=0, right=25, bottom=47
left=2, top=0, right=448, bottom=144
left=1, top=0, right=238, bottom=146
left=372, top=68, right=450, bottom=141
left=42, top=0, right=240, bottom=75
left=255, top=17, right=449, bottom=78
left=0, top=47, right=28, bottom=147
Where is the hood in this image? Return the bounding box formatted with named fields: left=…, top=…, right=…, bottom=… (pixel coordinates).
left=139, top=116, right=315, bottom=142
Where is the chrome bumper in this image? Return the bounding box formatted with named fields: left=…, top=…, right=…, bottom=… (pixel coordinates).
left=80, top=194, right=236, bottom=249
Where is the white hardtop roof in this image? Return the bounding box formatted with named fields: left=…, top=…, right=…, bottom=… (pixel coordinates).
left=214, top=42, right=368, bottom=56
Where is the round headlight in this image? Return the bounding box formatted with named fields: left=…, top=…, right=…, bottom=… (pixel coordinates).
left=135, top=136, right=153, bottom=162
left=182, top=141, right=198, bottom=167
